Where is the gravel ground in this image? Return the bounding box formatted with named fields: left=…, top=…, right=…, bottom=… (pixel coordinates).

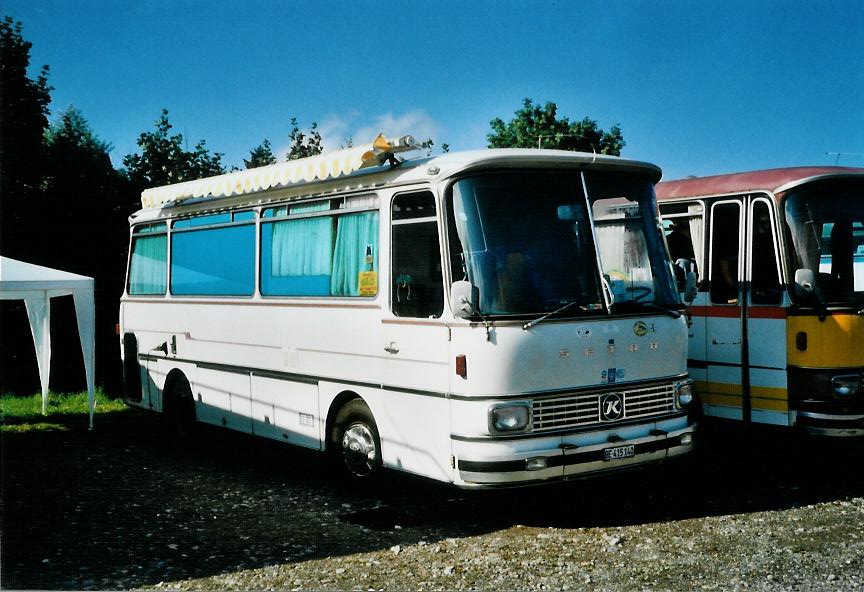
left=2, top=409, right=863, bottom=591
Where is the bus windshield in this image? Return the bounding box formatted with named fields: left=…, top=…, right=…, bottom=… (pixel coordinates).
left=449, top=172, right=602, bottom=317
left=447, top=170, right=677, bottom=318
left=784, top=178, right=864, bottom=307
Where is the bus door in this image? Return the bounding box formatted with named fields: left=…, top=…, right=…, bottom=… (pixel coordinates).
left=744, top=197, right=790, bottom=426
left=706, top=199, right=746, bottom=421
left=382, top=190, right=451, bottom=478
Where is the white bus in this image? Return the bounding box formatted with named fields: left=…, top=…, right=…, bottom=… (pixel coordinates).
left=120, top=135, right=698, bottom=487
left=657, top=167, right=864, bottom=435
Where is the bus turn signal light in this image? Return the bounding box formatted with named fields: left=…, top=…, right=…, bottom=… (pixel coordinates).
left=456, top=355, right=467, bottom=378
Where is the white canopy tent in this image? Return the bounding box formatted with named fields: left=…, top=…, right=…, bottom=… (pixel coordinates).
left=0, top=256, right=96, bottom=428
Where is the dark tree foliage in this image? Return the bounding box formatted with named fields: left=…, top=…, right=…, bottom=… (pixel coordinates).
left=244, top=139, right=276, bottom=169
left=487, top=98, right=625, bottom=156
left=286, top=118, right=323, bottom=160
left=0, top=16, right=53, bottom=249
left=0, top=16, right=53, bottom=395
left=40, top=107, right=134, bottom=393
left=122, top=109, right=225, bottom=190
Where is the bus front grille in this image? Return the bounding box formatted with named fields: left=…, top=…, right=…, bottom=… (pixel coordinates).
left=532, top=383, right=676, bottom=432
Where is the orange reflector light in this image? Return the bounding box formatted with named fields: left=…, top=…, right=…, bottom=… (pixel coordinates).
left=456, top=354, right=467, bottom=378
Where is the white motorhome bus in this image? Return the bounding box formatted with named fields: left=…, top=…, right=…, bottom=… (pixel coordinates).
left=120, top=135, right=698, bottom=487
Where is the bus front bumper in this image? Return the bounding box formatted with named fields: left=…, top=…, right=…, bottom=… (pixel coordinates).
left=452, top=416, right=696, bottom=487
left=796, top=412, right=864, bottom=437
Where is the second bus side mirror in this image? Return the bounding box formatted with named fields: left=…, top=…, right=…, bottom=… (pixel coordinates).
left=674, top=258, right=698, bottom=304
left=794, top=268, right=819, bottom=303
left=683, top=271, right=698, bottom=304
left=451, top=280, right=479, bottom=319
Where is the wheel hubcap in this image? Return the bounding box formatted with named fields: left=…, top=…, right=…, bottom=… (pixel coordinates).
left=342, top=422, right=377, bottom=476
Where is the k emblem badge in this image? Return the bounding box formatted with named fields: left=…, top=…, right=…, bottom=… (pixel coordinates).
left=600, top=392, right=624, bottom=421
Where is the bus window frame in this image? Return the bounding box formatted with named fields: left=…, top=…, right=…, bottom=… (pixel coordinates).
left=746, top=195, right=785, bottom=306
left=659, top=199, right=707, bottom=290
left=126, top=222, right=169, bottom=297
left=169, top=212, right=258, bottom=298
left=709, top=199, right=744, bottom=305
left=389, top=189, right=446, bottom=319
left=258, top=193, right=382, bottom=300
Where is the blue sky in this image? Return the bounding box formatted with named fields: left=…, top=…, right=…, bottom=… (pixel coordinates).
left=6, top=0, right=863, bottom=180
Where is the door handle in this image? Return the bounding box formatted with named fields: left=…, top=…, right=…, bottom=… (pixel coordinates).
left=384, top=342, right=400, bottom=354
left=711, top=338, right=742, bottom=345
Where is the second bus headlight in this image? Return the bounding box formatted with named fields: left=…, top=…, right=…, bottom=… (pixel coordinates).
left=675, top=380, right=696, bottom=409
left=831, top=374, right=861, bottom=399
left=489, top=403, right=531, bottom=433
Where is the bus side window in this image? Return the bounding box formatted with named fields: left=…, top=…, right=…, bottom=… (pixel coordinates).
left=660, top=202, right=704, bottom=288
left=750, top=201, right=782, bottom=304
left=710, top=202, right=742, bottom=304
left=391, top=191, right=444, bottom=318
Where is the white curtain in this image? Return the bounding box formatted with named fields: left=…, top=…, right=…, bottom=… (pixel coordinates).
left=688, top=205, right=705, bottom=278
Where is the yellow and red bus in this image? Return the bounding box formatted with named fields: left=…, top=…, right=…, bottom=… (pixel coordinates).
left=656, top=167, right=864, bottom=436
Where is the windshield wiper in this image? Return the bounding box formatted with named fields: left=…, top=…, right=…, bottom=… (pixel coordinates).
left=522, top=301, right=598, bottom=330
left=610, top=300, right=682, bottom=319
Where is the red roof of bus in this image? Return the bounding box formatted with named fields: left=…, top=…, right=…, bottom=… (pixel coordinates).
left=656, top=166, right=864, bottom=200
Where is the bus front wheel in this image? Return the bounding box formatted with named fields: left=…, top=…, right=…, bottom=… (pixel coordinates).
left=333, top=399, right=382, bottom=478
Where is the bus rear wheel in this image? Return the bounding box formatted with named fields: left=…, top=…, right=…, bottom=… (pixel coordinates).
left=162, top=374, right=196, bottom=435
left=334, top=399, right=381, bottom=478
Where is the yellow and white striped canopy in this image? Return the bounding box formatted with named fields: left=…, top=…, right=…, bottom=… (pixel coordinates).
left=140, top=134, right=417, bottom=209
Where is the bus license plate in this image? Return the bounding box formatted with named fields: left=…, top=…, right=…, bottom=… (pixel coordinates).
left=604, top=444, right=635, bottom=461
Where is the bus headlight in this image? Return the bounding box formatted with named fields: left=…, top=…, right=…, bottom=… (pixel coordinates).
left=489, top=403, right=531, bottom=433
left=831, top=375, right=862, bottom=399
left=675, top=380, right=696, bottom=409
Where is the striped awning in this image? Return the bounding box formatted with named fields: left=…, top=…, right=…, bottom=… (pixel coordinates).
left=140, top=134, right=418, bottom=209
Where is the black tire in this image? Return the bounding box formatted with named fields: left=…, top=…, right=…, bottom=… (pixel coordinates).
left=332, top=399, right=382, bottom=478
left=161, top=375, right=196, bottom=435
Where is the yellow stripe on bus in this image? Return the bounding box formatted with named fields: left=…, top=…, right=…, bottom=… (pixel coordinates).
left=750, top=384, right=788, bottom=401
left=694, top=382, right=788, bottom=411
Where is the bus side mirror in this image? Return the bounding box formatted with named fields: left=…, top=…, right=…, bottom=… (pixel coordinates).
left=674, top=258, right=698, bottom=303
left=683, top=271, right=698, bottom=304
left=794, top=268, right=818, bottom=302
left=451, top=280, right=478, bottom=319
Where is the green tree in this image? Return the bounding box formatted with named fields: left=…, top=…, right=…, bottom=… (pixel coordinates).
left=123, top=108, right=225, bottom=189
left=0, top=16, right=53, bottom=253
left=487, top=98, right=625, bottom=156
left=244, top=139, right=276, bottom=169
left=42, top=105, right=131, bottom=280
left=286, top=118, right=323, bottom=160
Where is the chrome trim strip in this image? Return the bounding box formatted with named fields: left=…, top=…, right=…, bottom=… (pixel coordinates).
left=798, top=411, right=864, bottom=421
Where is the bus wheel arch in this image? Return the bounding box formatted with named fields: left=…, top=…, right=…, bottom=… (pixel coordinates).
left=327, top=393, right=382, bottom=478
left=162, top=369, right=196, bottom=431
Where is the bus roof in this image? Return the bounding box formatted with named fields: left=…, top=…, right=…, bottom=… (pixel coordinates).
left=656, top=166, right=864, bottom=200
left=133, top=140, right=661, bottom=218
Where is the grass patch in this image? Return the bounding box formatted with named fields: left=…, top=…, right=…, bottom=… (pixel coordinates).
left=0, top=388, right=128, bottom=431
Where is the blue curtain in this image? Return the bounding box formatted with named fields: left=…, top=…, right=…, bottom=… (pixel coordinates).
left=271, top=203, right=333, bottom=277
left=331, top=212, right=379, bottom=296
left=129, top=234, right=167, bottom=295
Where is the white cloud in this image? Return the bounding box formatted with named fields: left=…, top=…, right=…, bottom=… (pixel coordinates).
left=350, top=110, right=439, bottom=148
left=273, top=109, right=441, bottom=160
